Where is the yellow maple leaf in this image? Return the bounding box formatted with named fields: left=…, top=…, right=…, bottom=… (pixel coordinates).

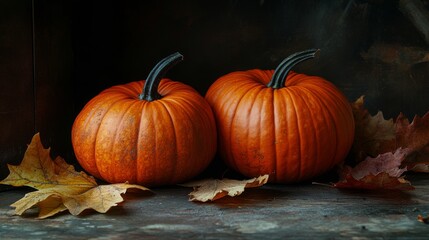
left=0, top=133, right=150, bottom=219
left=180, top=175, right=269, bottom=202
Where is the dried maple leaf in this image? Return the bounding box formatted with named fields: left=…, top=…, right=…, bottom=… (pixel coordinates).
left=0, top=133, right=150, bottom=219
left=355, top=99, right=429, bottom=171
left=345, top=97, right=429, bottom=191
left=351, top=96, right=396, bottom=162
left=333, top=171, right=413, bottom=190
left=180, top=175, right=269, bottom=202
left=333, top=148, right=414, bottom=190
left=392, top=113, right=429, bottom=171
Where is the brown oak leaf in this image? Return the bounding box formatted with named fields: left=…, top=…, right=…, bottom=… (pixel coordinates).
left=333, top=148, right=414, bottom=190
left=180, top=175, right=269, bottom=202
left=0, top=133, right=150, bottom=219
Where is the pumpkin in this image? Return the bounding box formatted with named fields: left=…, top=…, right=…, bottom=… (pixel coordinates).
left=205, top=49, right=355, bottom=183
left=72, top=52, right=217, bottom=186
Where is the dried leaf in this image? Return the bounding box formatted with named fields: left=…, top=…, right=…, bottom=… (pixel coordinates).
left=0, top=133, right=150, bottom=219
left=348, top=148, right=409, bottom=179
left=351, top=97, right=429, bottom=167
left=393, top=113, right=429, bottom=170
left=333, top=172, right=414, bottom=190
left=333, top=149, right=414, bottom=190
left=351, top=96, right=396, bottom=162
left=0, top=134, right=96, bottom=190
left=418, top=214, right=429, bottom=224
left=181, top=175, right=269, bottom=202
left=63, top=183, right=147, bottom=216
left=37, top=196, right=67, bottom=218
left=342, top=97, right=429, bottom=190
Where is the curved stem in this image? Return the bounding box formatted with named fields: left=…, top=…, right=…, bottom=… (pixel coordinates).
left=139, top=52, right=184, bottom=101
left=267, top=49, right=319, bottom=89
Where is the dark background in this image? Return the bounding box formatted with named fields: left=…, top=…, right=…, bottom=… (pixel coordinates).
left=1, top=0, right=429, bottom=180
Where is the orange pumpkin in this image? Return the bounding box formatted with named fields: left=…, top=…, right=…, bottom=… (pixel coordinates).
left=72, top=53, right=217, bottom=186
left=205, top=49, right=355, bottom=183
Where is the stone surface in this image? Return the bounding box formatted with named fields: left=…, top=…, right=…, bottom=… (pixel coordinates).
left=1, top=174, right=429, bottom=239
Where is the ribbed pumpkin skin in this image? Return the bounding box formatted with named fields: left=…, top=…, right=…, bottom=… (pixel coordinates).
left=205, top=70, right=355, bottom=183
left=72, top=79, right=217, bottom=186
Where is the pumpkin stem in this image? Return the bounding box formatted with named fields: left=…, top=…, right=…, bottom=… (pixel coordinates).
left=267, top=49, right=319, bottom=89
left=139, top=52, right=184, bottom=101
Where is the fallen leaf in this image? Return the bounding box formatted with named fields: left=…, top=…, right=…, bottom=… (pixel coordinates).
left=0, top=133, right=150, bottom=219
left=339, top=97, right=429, bottom=190
left=418, top=214, right=429, bottom=224
left=347, top=148, right=409, bottom=180
left=63, top=183, right=145, bottom=215
left=333, top=172, right=414, bottom=190
left=0, top=134, right=96, bottom=190
left=37, top=195, right=67, bottom=218
left=393, top=113, right=429, bottom=171
left=351, top=96, right=396, bottom=162
left=333, top=148, right=414, bottom=190
left=351, top=97, right=429, bottom=168
left=180, top=175, right=269, bottom=202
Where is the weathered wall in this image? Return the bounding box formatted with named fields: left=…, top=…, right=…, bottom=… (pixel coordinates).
left=1, top=0, right=429, bottom=179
